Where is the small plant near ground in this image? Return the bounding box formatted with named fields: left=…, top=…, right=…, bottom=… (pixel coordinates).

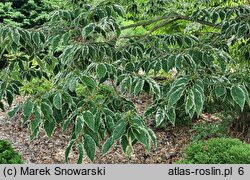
left=190, top=121, right=227, bottom=141
left=0, top=140, right=23, bottom=164
left=190, top=112, right=236, bottom=141
left=176, top=138, right=250, bottom=164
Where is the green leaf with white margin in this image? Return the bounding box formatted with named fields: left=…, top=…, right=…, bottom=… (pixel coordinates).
left=81, top=75, right=97, bottom=90
left=11, top=29, right=20, bottom=45
left=132, top=127, right=150, bottom=151
left=30, top=107, right=42, bottom=141
left=8, top=105, right=20, bottom=118
left=23, top=98, right=34, bottom=118
left=30, top=107, right=41, bottom=132
left=125, top=137, right=134, bottom=157
left=147, top=128, right=157, bottom=149
left=75, top=115, right=84, bottom=137
left=215, top=85, right=226, bottom=97
left=144, top=104, right=157, bottom=117
left=102, top=137, right=114, bottom=155
left=167, top=86, right=185, bottom=110
left=41, top=102, right=53, bottom=120
left=113, top=4, right=124, bottom=16
left=112, top=121, right=127, bottom=140
left=51, top=35, right=61, bottom=50
left=84, top=134, right=96, bottom=162
left=83, top=23, right=95, bottom=37
left=120, top=135, right=128, bottom=153
left=69, top=77, right=77, bottom=92
left=6, top=90, right=13, bottom=107
left=53, top=93, right=62, bottom=110
left=185, top=90, right=194, bottom=114
left=231, top=84, right=246, bottom=111
left=96, top=63, right=107, bottom=79
left=65, top=139, right=75, bottom=163
left=44, top=119, right=55, bottom=138
left=166, top=107, right=176, bottom=125
left=77, top=141, right=85, bottom=164
left=155, top=108, right=165, bottom=127
left=83, top=110, right=95, bottom=131
left=173, top=76, right=190, bottom=88
left=192, top=88, right=204, bottom=117
left=241, top=85, right=250, bottom=107
left=134, top=79, right=145, bottom=96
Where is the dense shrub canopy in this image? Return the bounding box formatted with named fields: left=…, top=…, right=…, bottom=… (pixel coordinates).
left=177, top=138, right=250, bottom=164
left=0, top=0, right=249, bottom=162
left=0, top=140, right=23, bottom=164
left=0, top=0, right=52, bottom=28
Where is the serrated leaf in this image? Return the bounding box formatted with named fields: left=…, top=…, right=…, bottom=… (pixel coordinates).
left=147, top=128, right=157, bottom=149
left=62, top=92, right=73, bottom=104
left=77, top=141, right=85, bottom=164
left=241, top=85, right=250, bottom=107
left=6, top=90, right=13, bottom=107
left=185, top=90, right=194, bottom=114
left=11, top=29, right=20, bottom=45
left=125, top=143, right=133, bottom=157
left=51, top=35, right=61, bottom=50
left=113, top=121, right=127, bottom=140
left=44, top=119, right=55, bottom=138
left=173, top=76, right=190, bottom=87
left=120, top=135, right=128, bottom=153
left=215, top=85, right=226, bottom=97
left=134, top=79, right=144, bottom=96
left=155, top=108, right=165, bottom=127
left=53, top=93, right=62, bottom=110
left=84, top=134, right=96, bottom=162
left=94, top=112, right=101, bottom=132
left=132, top=127, right=150, bottom=150
left=167, top=108, right=176, bottom=125
left=41, top=102, right=53, bottom=120
left=83, top=23, right=95, bottom=37
left=32, top=32, right=41, bottom=47
left=113, top=4, right=124, bottom=16
left=75, top=115, right=84, bottom=137
left=65, top=139, right=75, bottom=163
left=96, top=63, right=107, bottom=79
left=8, top=105, right=20, bottom=118
left=167, top=86, right=185, bottom=109
left=105, top=115, right=115, bottom=135
left=83, top=111, right=95, bottom=131
left=69, top=78, right=77, bottom=92
left=30, top=107, right=41, bottom=131
left=62, top=112, right=76, bottom=132
left=23, top=99, right=34, bottom=118
left=192, top=88, right=204, bottom=117
left=161, top=59, right=169, bottom=72
left=231, top=85, right=246, bottom=111
left=102, top=137, right=114, bottom=155
left=81, top=75, right=96, bottom=90
left=144, top=105, right=157, bottom=117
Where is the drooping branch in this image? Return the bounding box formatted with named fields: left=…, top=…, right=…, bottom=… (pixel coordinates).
left=121, top=14, right=218, bottom=31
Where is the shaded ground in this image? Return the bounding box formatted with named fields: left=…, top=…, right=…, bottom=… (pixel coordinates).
left=0, top=95, right=191, bottom=164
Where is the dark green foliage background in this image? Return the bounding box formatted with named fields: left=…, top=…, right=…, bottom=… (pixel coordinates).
left=177, top=138, right=250, bottom=164
left=0, top=140, right=23, bottom=164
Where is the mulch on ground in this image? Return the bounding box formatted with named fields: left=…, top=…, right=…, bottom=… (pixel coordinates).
left=0, top=95, right=191, bottom=164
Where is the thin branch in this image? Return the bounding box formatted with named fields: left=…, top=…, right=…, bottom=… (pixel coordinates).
left=121, top=14, right=179, bottom=30
left=121, top=14, right=218, bottom=31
